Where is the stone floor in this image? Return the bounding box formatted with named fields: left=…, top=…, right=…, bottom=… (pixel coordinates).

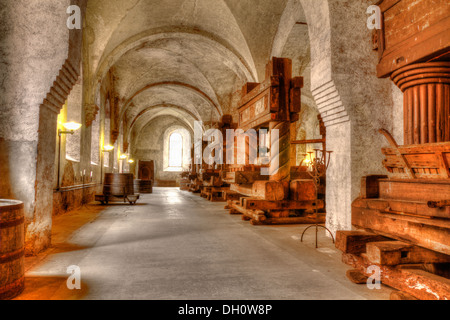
left=16, top=188, right=391, bottom=300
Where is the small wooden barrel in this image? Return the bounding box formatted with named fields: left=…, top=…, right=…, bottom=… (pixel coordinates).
left=0, top=200, right=25, bottom=300
left=134, top=179, right=153, bottom=194
left=103, top=173, right=135, bottom=196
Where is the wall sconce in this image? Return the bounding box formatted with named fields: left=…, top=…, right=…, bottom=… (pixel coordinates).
left=57, top=122, right=82, bottom=190
left=102, top=145, right=114, bottom=152
left=62, top=122, right=82, bottom=132
left=119, top=154, right=129, bottom=173
left=128, top=159, right=135, bottom=164
left=100, top=145, right=115, bottom=184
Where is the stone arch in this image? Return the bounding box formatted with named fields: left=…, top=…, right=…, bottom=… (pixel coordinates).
left=270, top=0, right=399, bottom=234
left=120, top=82, right=222, bottom=122
left=129, top=105, right=199, bottom=133
left=88, top=28, right=258, bottom=112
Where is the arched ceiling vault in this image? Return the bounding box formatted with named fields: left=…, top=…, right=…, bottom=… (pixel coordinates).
left=129, top=104, right=199, bottom=135
left=85, top=0, right=310, bottom=142
left=122, top=83, right=219, bottom=129
left=129, top=107, right=195, bottom=142
left=271, top=0, right=314, bottom=108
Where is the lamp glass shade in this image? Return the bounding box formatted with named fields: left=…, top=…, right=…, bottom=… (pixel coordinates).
left=128, top=159, right=135, bottom=164
left=103, top=145, right=114, bottom=152
left=63, top=122, right=82, bottom=131
left=120, top=155, right=128, bottom=160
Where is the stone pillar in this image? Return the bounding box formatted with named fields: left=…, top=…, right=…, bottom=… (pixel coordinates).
left=391, top=62, right=450, bottom=145
left=0, top=0, right=72, bottom=255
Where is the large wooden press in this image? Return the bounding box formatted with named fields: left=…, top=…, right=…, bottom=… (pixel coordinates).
left=336, top=0, right=450, bottom=300
left=225, top=57, right=326, bottom=225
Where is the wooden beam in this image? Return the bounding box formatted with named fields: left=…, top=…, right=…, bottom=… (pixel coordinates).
left=230, top=184, right=253, bottom=197
left=252, top=216, right=325, bottom=225
left=343, top=253, right=450, bottom=300
left=379, top=179, right=450, bottom=202
left=252, top=181, right=287, bottom=201
left=353, top=197, right=450, bottom=219
left=290, top=180, right=316, bottom=201
left=346, top=269, right=369, bottom=284
left=243, top=198, right=324, bottom=211
left=360, top=175, right=388, bottom=199
left=352, top=207, right=450, bottom=255
left=335, top=231, right=390, bottom=255
left=223, top=171, right=268, bottom=184
left=366, top=241, right=450, bottom=266
left=390, top=291, right=419, bottom=300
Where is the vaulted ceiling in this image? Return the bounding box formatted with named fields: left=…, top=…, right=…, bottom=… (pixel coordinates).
left=85, top=0, right=312, bottom=147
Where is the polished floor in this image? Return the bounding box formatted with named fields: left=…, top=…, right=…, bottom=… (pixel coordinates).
left=17, top=188, right=391, bottom=300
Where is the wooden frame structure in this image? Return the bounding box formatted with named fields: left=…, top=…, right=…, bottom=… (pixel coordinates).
left=226, top=57, right=326, bottom=225
left=336, top=0, right=450, bottom=299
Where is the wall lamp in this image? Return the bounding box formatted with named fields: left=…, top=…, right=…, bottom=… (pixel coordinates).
left=100, top=145, right=115, bottom=184
left=119, top=154, right=129, bottom=173
left=57, top=122, right=82, bottom=190
left=103, top=145, right=115, bottom=152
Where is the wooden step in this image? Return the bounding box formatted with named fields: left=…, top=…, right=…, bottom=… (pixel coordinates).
left=353, top=198, right=450, bottom=219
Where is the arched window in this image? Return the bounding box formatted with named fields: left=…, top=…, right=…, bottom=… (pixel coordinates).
left=169, top=132, right=183, bottom=169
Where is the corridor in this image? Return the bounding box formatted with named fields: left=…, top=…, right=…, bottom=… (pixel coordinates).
left=17, top=188, right=390, bottom=300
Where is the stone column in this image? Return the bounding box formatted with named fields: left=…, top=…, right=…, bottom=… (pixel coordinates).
left=391, top=62, right=450, bottom=145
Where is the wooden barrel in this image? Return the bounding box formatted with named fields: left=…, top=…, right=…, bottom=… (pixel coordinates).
left=133, top=179, right=153, bottom=194
left=103, top=174, right=135, bottom=196
left=0, top=200, right=25, bottom=300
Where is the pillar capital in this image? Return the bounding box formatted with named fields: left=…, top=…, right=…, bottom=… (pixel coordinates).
left=390, top=62, right=450, bottom=145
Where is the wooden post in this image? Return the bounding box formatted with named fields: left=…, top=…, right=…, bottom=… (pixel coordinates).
left=391, top=62, right=450, bottom=145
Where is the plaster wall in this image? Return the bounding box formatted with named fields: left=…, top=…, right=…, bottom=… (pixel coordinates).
left=0, top=0, right=72, bottom=254
left=301, top=0, right=401, bottom=234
